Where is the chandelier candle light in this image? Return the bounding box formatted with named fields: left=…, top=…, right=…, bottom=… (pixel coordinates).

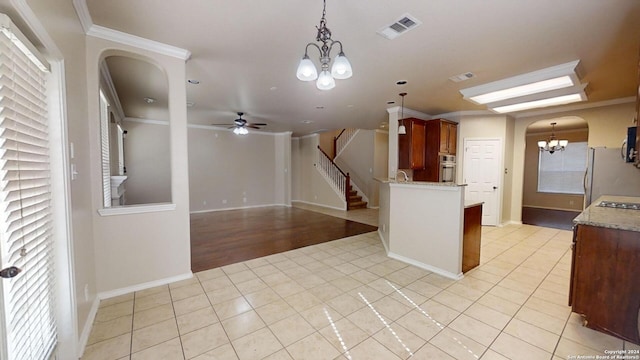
left=296, top=0, right=353, bottom=90
left=538, top=122, right=568, bottom=153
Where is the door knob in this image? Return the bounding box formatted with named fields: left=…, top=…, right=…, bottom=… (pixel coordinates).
left=0, top=266, right=22, bottom=279
left=493, top=186, right=498, bottom=190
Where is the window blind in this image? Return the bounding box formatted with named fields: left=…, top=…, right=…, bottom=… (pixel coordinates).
left=538, top=141, right=588, bottom=194
left=0, top=14, right=56, bottom=360
left=99, top=90, right=111, bottom=207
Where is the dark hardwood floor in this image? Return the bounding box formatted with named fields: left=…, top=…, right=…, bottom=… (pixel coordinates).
left=190, top=206, right=378, bottom=272
left=521, top=206, right=581, bottom=231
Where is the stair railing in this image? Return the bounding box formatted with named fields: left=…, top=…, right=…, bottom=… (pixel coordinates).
left=334, top=128, right=358, bottom=159
left=317, top=145, right=350, bottom=207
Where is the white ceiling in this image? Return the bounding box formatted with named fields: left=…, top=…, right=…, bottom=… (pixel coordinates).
left=84, top=0, right=640, bottom=135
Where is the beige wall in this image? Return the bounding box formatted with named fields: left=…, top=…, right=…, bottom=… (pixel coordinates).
left=318, top=129, right=341, bottom=157
left=523, top=128, right=588, bottom=211
left=187, top=127, right=283, bottom=212
left=372, top=130, right=389, bottom=206
left=291, top=135, right=345, bottom=209
left=510, top=101, right=636, bottom=222
left=455, top=114, right=513, bottom=224
left=122, top=119, right=172, bottom=205
left=87, top=38, right=191, bottom=293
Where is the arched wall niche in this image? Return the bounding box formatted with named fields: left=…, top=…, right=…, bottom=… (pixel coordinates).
left=97, top=49, right=172, bottom=207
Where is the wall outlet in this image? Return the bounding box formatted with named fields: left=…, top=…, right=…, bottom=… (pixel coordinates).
left=569, top=200, right=574, bottom=206
left=203, top=200, right=207, bottom=206
left=222, top=199, right=227, bottom=204
left=243, top=197, right=247, bottom=203
left=382, top=224, right=386, bottom=232
left=84, top=284, right=89, bottom=302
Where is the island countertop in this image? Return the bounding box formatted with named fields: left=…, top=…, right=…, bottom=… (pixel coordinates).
left=375, top=178, right=465, bottom=187
left=573, top=195, right=640, bottom=232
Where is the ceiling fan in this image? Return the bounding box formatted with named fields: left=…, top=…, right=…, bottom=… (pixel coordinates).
left=212, top=112, right=266, bottom=134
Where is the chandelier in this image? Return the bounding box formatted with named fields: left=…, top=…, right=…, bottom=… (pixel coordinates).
left=538, top=122, right=568, bottom=153
left=296, top=0, right=353, bottom=90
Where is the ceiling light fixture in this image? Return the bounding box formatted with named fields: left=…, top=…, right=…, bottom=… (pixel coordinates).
left=459, top=60, right=587, bottom=113
left=398, top=92, right=407, bottom=135
left=233, top=127, right=248, bottom=135
left=537, top=122, right=568, bottom=154
left=296, top=0, right=352, bottom=90
left=143, top=97, right=156, bottom=104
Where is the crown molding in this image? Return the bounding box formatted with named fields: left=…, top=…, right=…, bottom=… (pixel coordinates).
left=386, top=106, right=431, bottom=119
left=10, top=0, right=62, bottom=59
left=72, top=0, right=191, bottom=60
left=71, top=0, right=92, bottom=33
left=87, top=25, right=191, bottom=60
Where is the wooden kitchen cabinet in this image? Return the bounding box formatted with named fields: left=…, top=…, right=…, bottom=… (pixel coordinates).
left=413, top=118, right=458, bottom=182
left=569, top=224, right=640, bottom=344
left=438, top=120, right=458, bottom=155
left=462, top=203, right=482, bottom=273
left=398, top=118, right=426, bottom=170
left=426, top=118, right=457, bottom=156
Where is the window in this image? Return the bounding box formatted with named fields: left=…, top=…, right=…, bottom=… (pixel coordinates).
left=0, top=14, right=56, bottom=360
left=538, top=141, right=588, bottom=194
left=99, top=90, right=111, bottom=207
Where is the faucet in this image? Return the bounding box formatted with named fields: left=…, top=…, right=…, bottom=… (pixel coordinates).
left=396, top=170, right=409, bottom=182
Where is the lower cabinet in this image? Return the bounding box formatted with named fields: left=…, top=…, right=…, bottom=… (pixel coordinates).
left=462, top=204, right=482, bottom=273
left=569, top=224, right=640, bottom=344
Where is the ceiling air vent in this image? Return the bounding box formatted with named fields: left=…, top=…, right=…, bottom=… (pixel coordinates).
left=377, top=14, right=422, bottom=40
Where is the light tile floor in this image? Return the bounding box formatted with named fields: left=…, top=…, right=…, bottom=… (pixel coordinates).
left=82, top=224, right=640, bottom=360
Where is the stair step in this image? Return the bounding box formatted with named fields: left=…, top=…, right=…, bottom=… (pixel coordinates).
left=349, top=201, right=368, bottom=209
left=349, top=195, right=362, bottom=202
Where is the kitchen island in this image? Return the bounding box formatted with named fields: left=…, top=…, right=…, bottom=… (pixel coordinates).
left=377, top=179, right=481, bottom=279
left=570, top=195, right=640, bottom=344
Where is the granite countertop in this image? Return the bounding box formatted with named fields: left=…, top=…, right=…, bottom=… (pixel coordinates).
left=573, top=195, right=640, bottom=232
left=375, top=178, right=465, bottom=187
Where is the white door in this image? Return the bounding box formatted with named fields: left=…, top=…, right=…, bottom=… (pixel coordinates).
left=463, top=139, right=503, bottom=226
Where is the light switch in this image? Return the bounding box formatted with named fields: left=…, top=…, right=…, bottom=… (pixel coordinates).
left=71, top=163, right=78, bottom=180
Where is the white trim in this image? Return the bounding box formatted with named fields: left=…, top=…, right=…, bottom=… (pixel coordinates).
left=387, top=251, right=463, bottom=280
left=290, top=200, right=346, bottom=212
left=97, top=203, right=176, bottom=216
left=189, top=203, right=290, bottom=214
left=124, top=117, right=170, bottom=126
left=99, top=61, right=125, bottom=120
left=9, top=0, right=62, bottom=59
left=386, top=105, right=431, bottom=119
left=71, top=0, right=93, bottom=33
left=76, top=296, right=99, bottom=359
left=98, top=272, right=193, bottom=300
left=522, top=205, right=582, bottom=212
left=87, top=24, right=191, bottom=60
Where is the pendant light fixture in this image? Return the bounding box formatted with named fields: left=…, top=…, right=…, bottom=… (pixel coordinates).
left=398, top=92, right=407, bottom=135
left=296, top=0, right=353, bottom=90
left=538, top=122, right=568, bottom=153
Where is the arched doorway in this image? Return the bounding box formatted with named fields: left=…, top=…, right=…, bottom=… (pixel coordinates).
left=522, top=116, right=589, bottom=230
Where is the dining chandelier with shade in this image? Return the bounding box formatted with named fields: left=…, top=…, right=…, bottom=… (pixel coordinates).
left=296, top=0, right=353, bottom=90
left=538, top=122, right=569, bottom=153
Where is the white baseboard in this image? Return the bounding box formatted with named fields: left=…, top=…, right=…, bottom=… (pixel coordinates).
left=190, top=203, right=286, bottom=214
left=291, top=200, right=346, bottom=211
left=97, top=272, right=193, bottom=300
left=387, top=251, right=463, bottom=281
left=77, top=296, right=100, bottom=359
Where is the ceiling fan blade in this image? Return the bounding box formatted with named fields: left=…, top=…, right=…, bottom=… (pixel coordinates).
left=248, top=123, right=267, bottom=126
left=246, top=125, right=261, bottom=129
left=211, top=123, right=234, bottom=126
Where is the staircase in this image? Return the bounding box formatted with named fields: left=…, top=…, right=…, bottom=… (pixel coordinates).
left=347, top=185, right=367, bottom=210
left=317, top=146, right=367, bottom=210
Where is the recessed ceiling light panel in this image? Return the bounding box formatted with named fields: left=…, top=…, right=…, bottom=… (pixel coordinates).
left=448, top=72, right=474, bottom=83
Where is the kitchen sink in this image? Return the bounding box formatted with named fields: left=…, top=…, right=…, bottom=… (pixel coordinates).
left=597, top=201, right=640, bottom=210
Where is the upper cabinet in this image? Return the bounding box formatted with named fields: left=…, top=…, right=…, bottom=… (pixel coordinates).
left=635, top=47, right=640, bottom=168
left=398, top=118, right=426, bottom=169
left=427, top=119, right=458, bottom=156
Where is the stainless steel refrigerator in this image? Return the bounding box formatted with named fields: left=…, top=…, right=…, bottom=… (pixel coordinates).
left=584, top=147, right=640, bottom=206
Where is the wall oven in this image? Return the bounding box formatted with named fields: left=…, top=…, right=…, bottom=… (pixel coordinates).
left=439, top=155, right=456, bottom=183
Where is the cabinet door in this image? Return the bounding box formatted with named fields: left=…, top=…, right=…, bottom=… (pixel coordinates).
left=410, top=120, right=426, bottom=169
left=448, top=123, right=457, bottom=155
left=439, top=122, right=449, bottom=153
